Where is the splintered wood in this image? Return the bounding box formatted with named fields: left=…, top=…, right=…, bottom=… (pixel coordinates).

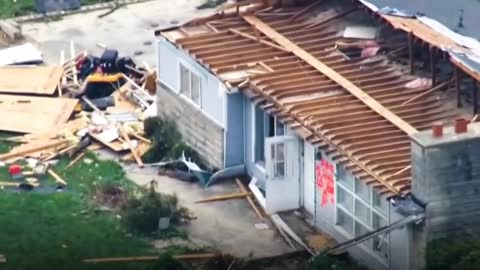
left=0, top=95, right=78, bottom=134
left=0, top=66, right=64, bottom=95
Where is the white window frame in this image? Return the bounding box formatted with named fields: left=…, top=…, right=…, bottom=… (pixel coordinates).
left=334, top=168, right=390, bottom=266
left=251, top=102, right=287, bottom=169
left=179, top=63, right=202, bottom=107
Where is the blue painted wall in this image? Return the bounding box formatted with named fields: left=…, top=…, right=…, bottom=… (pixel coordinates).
left=157, top=37, right=226, bottom=128
left=225, top=92, right=245, bottom=167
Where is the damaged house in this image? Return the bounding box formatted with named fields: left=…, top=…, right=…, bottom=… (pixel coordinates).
left=154, top=0, right=480, bottom=269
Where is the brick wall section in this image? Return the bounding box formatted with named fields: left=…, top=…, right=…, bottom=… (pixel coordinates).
left=156, top=84, right=224, bottom=169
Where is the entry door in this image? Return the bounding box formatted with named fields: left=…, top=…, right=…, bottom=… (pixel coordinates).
left=265, top=136, right=300, bottom=214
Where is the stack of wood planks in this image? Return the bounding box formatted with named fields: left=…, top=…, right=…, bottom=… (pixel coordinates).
left=0, top=41, right=156, bottom=169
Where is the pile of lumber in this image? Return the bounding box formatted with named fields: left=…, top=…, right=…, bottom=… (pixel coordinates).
left=0, top=41, right=157, bottom=168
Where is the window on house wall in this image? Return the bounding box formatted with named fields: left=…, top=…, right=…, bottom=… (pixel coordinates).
left=335, top=169, right=390, bottom=262
left=179, top=63, right=201, bottom=106
left=254, top=104, right=286, bottom=166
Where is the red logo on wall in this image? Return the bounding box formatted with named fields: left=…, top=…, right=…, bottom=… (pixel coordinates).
left=316, top=160, right=335, bottom=207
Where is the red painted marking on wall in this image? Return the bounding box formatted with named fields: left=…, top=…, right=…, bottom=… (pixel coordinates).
left=316, top=160, right=335, bottom=207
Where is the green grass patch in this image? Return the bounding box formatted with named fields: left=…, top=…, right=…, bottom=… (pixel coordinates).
left=0, top=0, right=112, bottom=19
left=0, top=151, right=156, bottom=270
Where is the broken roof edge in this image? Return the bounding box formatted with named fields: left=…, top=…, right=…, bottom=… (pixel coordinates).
left=156, top=35, right=236, bottom=93
left=358, top=0, right=480, bottom=81
left=153, top=0, right=269, bottom=36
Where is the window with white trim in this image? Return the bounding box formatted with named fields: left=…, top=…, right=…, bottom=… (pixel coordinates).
left=335, top=165, right=390, bottom=262
left=253, top=104, right=286, bottom=165
left=180, top=64, right=201, bottom=106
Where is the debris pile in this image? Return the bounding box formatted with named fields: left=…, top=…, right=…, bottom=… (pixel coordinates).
left=0, top=41, right=157, bottom=190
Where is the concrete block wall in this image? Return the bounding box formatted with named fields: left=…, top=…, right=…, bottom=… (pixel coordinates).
left=411, top=122, right=480, bottom=239
left=156, top=84, right=224, bottom=170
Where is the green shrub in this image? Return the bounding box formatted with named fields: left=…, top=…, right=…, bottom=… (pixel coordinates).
left=149, top=253, right=189, bottom=270
left=122, top=182, right=193, bottom=234
left=426, top=236, right=480, bottom=270
left=142, top=117, right=206, bottom=169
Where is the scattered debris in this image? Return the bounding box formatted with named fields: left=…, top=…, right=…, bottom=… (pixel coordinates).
left=0, top=43, right=42, bottom=66
left=0, top=20, right=22, bottom=40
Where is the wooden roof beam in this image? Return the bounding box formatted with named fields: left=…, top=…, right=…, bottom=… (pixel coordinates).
left=242, top=15, right=417, bottom=135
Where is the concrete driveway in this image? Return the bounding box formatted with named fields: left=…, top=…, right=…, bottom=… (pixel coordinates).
left=21, top=0, right=214, bottom=65
left=124, top=164, right=292, bottom=258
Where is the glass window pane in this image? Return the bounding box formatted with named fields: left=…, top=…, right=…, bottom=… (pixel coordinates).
left=355, top=199, right=371, bottom=225
left=355, top=178, right=371, bottom=204
left=336, top=164, right=353, bottom=190
left=191, top=73, right=201, bottom=106
left=355, top=221, right=370, bottom=239
left=254, top=105, right=265, bottom=162
left=276, top=119, right=285, bottom=136
left=373, top=212, right=388, bottom=230
left=373, top=236, right=389, bottom=259
left=180, top=65, right=190, bottom=96
left=373, top=190, right=389, bottom=215
left=337, top=187, right=353, bottom=213
left=274, top=162, right=285, bottom=179
left=337, top=208, right=354, bottom=235
left=276, top=143, right=285, bottom=161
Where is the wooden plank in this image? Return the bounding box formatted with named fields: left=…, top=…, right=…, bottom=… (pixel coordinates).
left=0, top=139, right=67, bottom=161
left=65, top=152, right=86, bottom=170
left=122, top=132, right=144, bottom=168
left=195, top=192, right=252, bottom=203
left=235, top=178, right=264, bottom=221
left=0, top=66, right=64, bottom=95
left=0, top=95, right=77, bottom=134
left=242, top=15, right=417, bottom=135
left=84, top=253, right=219, bottom=263
left=288, top=0, right=323, bottom=22
left=228, top=28, right=290, bottom=53
left=48, top=169, right=67, bottom=186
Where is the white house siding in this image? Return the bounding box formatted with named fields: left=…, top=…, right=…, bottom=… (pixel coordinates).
left=156, top=37, right=226, bottom=169
left=303, top=141, right=316, bottom=215
left=313, top=150, right=411, bottom=270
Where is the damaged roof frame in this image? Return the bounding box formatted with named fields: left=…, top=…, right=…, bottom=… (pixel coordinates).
left=155, top=0, right=463, bottom=197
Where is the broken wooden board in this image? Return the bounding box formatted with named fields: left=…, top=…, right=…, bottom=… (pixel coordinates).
left=89, top=131, right=126, bottom=152
left=0, top=66, right=63, bottom=95
left=0, top=95, right=78, bottom=134
left=0, top=43, right=42, bottom=66
left=0, top=138, right=67, bottom=163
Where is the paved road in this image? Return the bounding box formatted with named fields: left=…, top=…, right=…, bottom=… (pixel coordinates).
left=22, top=0, right=214, bottom=66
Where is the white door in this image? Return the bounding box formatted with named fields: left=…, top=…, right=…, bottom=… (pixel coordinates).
left=303, top=142, right=315, bottom=215
left=265, top=136, right=300, bottom=214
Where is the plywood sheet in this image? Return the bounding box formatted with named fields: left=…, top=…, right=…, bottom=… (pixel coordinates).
left=0, top=95, right=78, bottom=134
left=0, top=66, right=63, bottom=95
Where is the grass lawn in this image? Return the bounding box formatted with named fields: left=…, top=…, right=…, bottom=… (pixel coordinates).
left=0, top=149, right=158, bottom=270
left=0, top=0, right=111, bottom=19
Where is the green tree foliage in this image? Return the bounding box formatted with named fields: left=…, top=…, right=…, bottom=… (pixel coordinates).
left=426, top=236, right=480, bottom=270
left=142, top=117, right=205, bottom=168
